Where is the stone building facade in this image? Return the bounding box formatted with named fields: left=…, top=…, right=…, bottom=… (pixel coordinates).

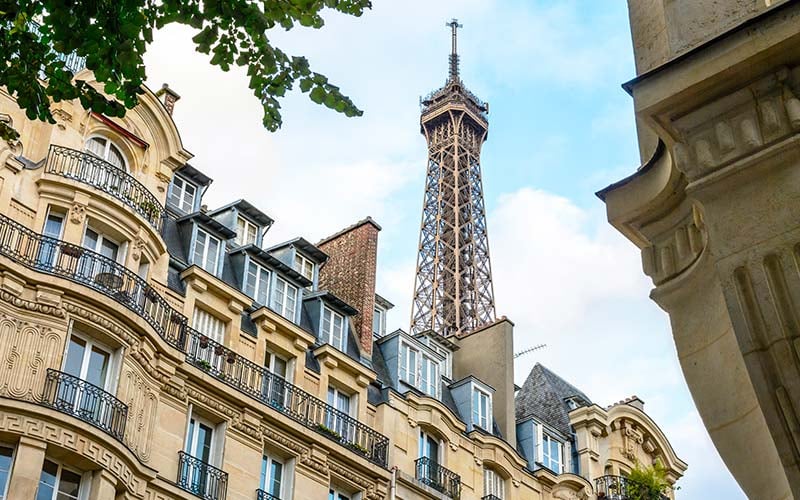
left=601, top=1, right=800, bottom=498
left=0, top=38, right=684, bottom=500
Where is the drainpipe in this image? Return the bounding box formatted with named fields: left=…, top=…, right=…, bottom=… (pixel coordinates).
left=390, top=466, right=398, bottom=500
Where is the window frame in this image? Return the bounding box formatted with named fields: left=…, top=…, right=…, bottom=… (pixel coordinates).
left=321, top=306, right=346, bottom=351
left=193, top=228, right=221, bottom=275
left=293, top=252, right=315, bottom=282
left=244, top=260, right=271, bottom=305
left=192, top=307, right=226, bottom=344
left=260, top=453, right=285, bottom=498
left=541, top=433, right=563, bottom=474
left=472, top=386, right=491, bottom=431
left=168, top=175, right=198, bottom=214
left=483, top=467, right=504, bottom=499
left=236, top=216, right=259, bottom=247
left=372, top=306, right=385, bottom=337
left=0, top=443, right=14, bottom=500
left=37, top=457, right=88, bottom=500
left=62, top=328, right=116, bottom=392
left=85, top=135, right=127, bottom=171
left=271, top=276, right=298, bottom=322
left=82, top=225, right=125, bottom=264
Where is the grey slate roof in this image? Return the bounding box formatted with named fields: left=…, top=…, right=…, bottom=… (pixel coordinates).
left=515, top=363, right=591, bottom=437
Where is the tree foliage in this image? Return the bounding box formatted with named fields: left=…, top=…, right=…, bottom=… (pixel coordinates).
left=0, top=0, right=371, bottom=142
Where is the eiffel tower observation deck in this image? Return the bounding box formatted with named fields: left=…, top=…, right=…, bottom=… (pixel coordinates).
left=410, top=20, right=496, bottom=337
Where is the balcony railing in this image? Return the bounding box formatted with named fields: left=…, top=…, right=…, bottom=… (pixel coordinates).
left=28, top=21, right=87, bottom=75
left=415, top=457, right=461, bottom=498
left=0, top=216, right=391, bottom=466
left=595, top=475, right=669, bottom=500
left=177, top=451, right=228, bottom=500
left=185, top=328, right=390, bottom=466
left=0, top=213, right=187, bottom=349
left=44, top=145, right=165, bottom=231
left=481, top=496, right=503, bottom=500
left=40, top=369, right=128, bottom=441
left=256, top=490, right=280, bottom=500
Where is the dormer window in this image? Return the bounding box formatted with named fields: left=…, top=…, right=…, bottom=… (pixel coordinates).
left=373, top=306, right=385, bottom=338
left=245, top=261, right=270, bottom=305
left=294, top=253, right=314, bottom=282
left=541, top=433, right=563, bottom=473
left=85, top=136, right=125, bottom=170
left=321, top=307, right=345, bottom=351
left=399, top=340, right=439, bottom=398
left=236, top=216, right=258, bottom=247
left=193, top=229, right=221, bottom=275
left=472, top=387, right=491, bottom=430
left=168, top=175, right=197, bottom=213
left=272, top=277, right=298, bottom=321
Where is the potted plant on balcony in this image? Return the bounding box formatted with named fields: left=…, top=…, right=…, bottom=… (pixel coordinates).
left=196, top=359, right=212, bottom=371
left=626, top=462, right=670, bottom=500
left=198, top=335, right=209, bottom=349
left=144, top=287, right=159, bottom=301
left=346, top=441, right=369, bottom=455
left=316, top=423, right=342, bottom=441
left=214, top=345, right=225, bottom=356
left=61, top=246, right=83, bottom=258
left=138, top=200, right=159, bottom=220
left=226, top=352, right=236, bottom=364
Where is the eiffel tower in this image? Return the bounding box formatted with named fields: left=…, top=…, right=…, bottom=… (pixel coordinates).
left=410, top=19, right=496, bottom=337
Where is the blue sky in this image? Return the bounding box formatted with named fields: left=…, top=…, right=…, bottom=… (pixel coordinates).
left=143, top=1, right=744, bottom=497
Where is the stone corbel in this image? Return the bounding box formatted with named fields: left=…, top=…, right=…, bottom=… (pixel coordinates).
left=69, top=202, right=87, bottom=225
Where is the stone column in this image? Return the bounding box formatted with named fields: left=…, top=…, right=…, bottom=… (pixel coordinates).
left=7, top=436, right=47, bottom=500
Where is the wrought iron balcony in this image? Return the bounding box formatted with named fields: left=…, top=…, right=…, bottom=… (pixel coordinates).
left=184, top=327, right=389, bottom=466
left=256, top=490, right=280, bottom=500
left=44, top=145, right=165, bottom=231
left=40, top=369, right=128, bottom=441
left=177, top=451, right=228, bottom=500
left=415, top=457, right=461, bottom=498
left=481, top=495, right=503, bottom=500
left=28, top=21, right=87, bottom=75
left=0, top=213, right=187, bottom=349
left=595, top=475, right=669, bottom=500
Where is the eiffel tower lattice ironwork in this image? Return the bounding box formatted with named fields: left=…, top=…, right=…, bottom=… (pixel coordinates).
left=410, top=19, right=496, bottom=337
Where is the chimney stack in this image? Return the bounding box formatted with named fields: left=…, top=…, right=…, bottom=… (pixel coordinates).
left=317, top=218, right=381, bottom=356
left=155, top=83, right=181, bottom=116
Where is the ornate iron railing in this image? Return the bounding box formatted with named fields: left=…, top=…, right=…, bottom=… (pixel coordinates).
left=0, top=213, right=187, bottom=349
left=0, top=215, right=391, bottom=466
left=177, top=451, right=228, bottom=500
left=415, top=457, right=461, bottom=498
left=40, top=369, right=128, bottom=441
left=256, top=490, right=280, bottom=500
left=27, top=21, right=87, bottom=75
left=44, top=145, right=165, bottom=231
left=481, top=495, right=502, bottom=500
left=184, top=327, right=390, bottom=466
left=595, top=475, right=669, bottom=500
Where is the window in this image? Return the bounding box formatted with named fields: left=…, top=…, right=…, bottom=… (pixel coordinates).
left=36, top=459, right=85, bottom=500
left=192, top=307, right=225, bottom=344
left=484, top=468, right=504, bottom=499
left=293, top=253, right=314, bottom=282
left=472, top=387, right=491, bottom=430
left=427, top=341, right=452, bottom=380
left=63, top=331, right=112, bottom=389
left=193, top=229, right=221, bottom=275
left=263, top=350, right=289, bottom=407
left=236, top=217, right=258, bottom=247
left=0, top=446, right=13, bottom=500
left=271, top=277, right=298, bottom=321
left=38, top=209, right=65, bottom=268
left=420, top=355, right=438, bottom=397
left=85, top=136, right=125, bottom=170
left=260, top=454, right=284, bottom=499
left=400, top=343, right=417, bottom=386
left=326, top=386, right=353, bottom=441
left=245, top=262, right=270, bottom=305
left=83, top=227, right=122, bottom=262
left=418, top=430, right=440, bottom=462
left=329, top=488, right=350, bottom=500
left=372, top=307, right=384, bottom=337
left=168, top=176, right=197, bottom=213
left=321, top=307, right=345, bottom=351
left=542, top=434, right=563, bottom=473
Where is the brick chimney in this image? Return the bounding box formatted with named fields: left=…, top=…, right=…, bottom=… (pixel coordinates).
left=155, top=83, right=181, bottom=115
left=317, top=217, right=381, bottom=355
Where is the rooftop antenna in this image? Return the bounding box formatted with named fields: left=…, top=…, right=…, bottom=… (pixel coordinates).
left=513, top=344, right=547, bottom=359
left=446, top=18, right=462, bottom=81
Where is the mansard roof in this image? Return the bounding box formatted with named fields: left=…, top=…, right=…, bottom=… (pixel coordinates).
left=266, top=237, right=328, bottom=263
left=207, top=199, right=274, bottom=227
left=515, top=363, right=592, bottom=437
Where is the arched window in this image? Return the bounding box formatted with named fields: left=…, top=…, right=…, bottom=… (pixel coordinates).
left=483, top=467, right=505, bottom=499
left=85, top=136, right=126, bottom=170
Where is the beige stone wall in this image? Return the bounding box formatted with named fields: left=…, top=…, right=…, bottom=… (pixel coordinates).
left=605, top=1, right=800, bottom=497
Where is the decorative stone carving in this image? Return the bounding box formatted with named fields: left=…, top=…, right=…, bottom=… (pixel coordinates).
left=0, top=290, right=65, bottom=318
left=553, top=486, right=589, bottom=500
left=0, top=314, right=64, bottom=401
left=119, top=366, right=158, bottom=462
left=69, top=203, right=86, bottom=224
left=131, top=237, right=146, bottom=262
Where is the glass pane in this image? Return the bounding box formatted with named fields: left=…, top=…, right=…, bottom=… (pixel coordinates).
left=197, top=422, right=213, bottom=462
left=64, top=336, right=86, bottom=378
left=57, top=469, right=82, bottom=499
left=36, top=460, right=58, bottom=500
left=106, top=145, right=124, bottom=170
left=83, top=229, right=98, bottom=251
left=85, top=137, right=105, bottom=158
left=273, top=357, right=287, bottom=378
left=182, top=183, right=196, bottom=212
left=269, top=461, right=282, bottom=496
left=260, top=456, right=268, bottom=491
left=169, top=177, right=183, bottom=208
left=44, top=214, right=64, bottom=238
left=193, top=232, right=206, bottom=267
left=99, top=238, right=119, bottom=260
left=205, top=237, right=219, bottom=273
left=86, top=346, right=110, bottom=387
left=0, top=447, right=12, bottom=472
